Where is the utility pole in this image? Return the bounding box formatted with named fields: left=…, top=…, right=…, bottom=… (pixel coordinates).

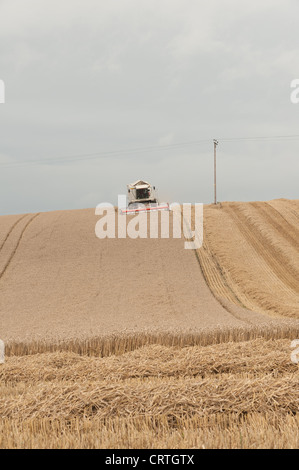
left=213, top=139, right=218, bottom=204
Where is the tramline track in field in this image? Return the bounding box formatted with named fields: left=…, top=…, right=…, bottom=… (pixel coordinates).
left=0, top=213, right=39, bottom=281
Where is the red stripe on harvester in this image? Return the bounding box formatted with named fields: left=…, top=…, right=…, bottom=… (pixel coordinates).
left=121, top=205, right=169, bottom=214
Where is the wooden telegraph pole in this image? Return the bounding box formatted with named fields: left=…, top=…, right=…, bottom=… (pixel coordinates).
left=213, top=139, right=218, bottom=204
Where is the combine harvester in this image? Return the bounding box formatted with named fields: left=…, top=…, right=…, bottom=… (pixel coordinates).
left=120, top=180, right=169, bottom=214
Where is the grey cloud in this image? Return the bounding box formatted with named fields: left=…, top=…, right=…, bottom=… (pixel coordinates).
left=0, top=0, right=298, bottom=215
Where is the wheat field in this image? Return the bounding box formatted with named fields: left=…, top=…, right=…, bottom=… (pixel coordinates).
left=0, top=199, right=298, bottom=448
left=197, top=199, right=299, bottom=318
left=1, top=337, right=298, bottom=448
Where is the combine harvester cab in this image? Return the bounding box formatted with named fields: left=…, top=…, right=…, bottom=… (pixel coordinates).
left=120, top=180, right=169, bottom=214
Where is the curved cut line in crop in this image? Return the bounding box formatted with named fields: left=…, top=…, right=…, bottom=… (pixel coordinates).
left=0, top=213, right=40, bottom=281
left=195, top=201, right=299, bottom=319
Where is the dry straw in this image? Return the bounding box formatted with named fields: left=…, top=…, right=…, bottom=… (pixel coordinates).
left=4, top=323, right=299, bottom=358
left=0, top=337, right=298, bottom=448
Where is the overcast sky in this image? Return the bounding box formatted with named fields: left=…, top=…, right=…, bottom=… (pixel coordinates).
left=0, top=0, right=298, bottom=215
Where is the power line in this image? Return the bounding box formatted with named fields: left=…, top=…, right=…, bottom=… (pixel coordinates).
left=221, top=134, right=299, bottom=142
left=0, top=134, right=298, bottom=169
left=0, top=139, right=212, bottom=169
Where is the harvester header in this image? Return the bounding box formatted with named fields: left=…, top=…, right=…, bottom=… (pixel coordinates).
left=120, top=180, right=169, bottom=214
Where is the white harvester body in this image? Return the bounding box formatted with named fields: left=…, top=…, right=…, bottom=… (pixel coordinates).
left=120, top=180, right=169, bottom=214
